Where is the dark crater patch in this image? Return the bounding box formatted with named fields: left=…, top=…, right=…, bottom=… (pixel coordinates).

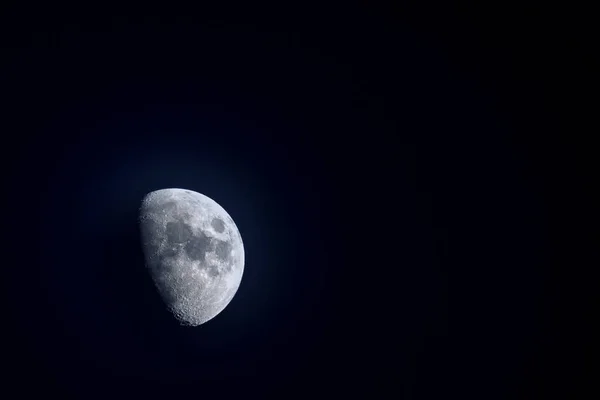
left=211, top=217, right=225, bottom=233
left=140, top=218, right=160, bottom=241
left=214, top=240, right=232, bottom=260
left=184, top=233, right=213, bottom=262
left=144, top=242, right=160, bottom=258
left=160, top=246, right=179, bottom=259
left=207, top=265, right=220, bottom=277
left=166, top=220, right=193, bottom=243
left=152, top=200, right=177, bottom=214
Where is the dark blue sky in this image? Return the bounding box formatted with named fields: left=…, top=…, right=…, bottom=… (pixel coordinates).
left=2, top=4, right=593, bottom=399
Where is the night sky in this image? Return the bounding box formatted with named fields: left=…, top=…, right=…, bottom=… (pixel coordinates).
left=3, top=3, right=594, bottom=399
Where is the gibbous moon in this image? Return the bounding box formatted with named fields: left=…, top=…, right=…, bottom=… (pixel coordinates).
left=139, top=188, right=244, bottom=326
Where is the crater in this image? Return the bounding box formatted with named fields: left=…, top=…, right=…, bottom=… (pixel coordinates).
left=153, top=201, right=177, bottom=214
left=207, top=265, right=220, bottom=277
left=161, top=246, right=179, bottom=258
left=214, top=240, right=232, bottom=260
left=154, top=256, right=176, bottom=278
left=140, top=218, right=160, bottom=241
left=211, top=217, right=225, bottom=233
left=166, top=221, right=193, bottom=243
left=184, top=233, right=213, bottom=262
left=146, top=243, right=160, bottom=257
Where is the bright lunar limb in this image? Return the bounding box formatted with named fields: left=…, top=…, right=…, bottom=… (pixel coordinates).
left=139, top=188, right=244, bottom=326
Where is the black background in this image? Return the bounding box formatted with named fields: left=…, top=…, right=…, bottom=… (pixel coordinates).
left=2, top=2, right=595, bottom=399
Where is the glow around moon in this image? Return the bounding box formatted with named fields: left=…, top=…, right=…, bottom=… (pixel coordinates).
left=139, top=188, right=244, bottom=326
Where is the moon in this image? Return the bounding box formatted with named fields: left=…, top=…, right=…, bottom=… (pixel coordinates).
left=139, top=188, right=244, bottom=326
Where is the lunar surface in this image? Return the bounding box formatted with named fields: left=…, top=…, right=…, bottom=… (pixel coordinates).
left=139, top=188, right=244, bottom=326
